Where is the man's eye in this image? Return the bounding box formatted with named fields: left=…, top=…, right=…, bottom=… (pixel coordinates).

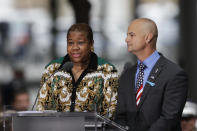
left=129, top=33, right=135, bottom=37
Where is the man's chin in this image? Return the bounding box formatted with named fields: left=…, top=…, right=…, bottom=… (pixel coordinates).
left=128, top=48, right=134, bottom=53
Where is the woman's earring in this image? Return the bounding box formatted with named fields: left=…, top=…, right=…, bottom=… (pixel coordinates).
left=91, top=46, right=94, bottom=52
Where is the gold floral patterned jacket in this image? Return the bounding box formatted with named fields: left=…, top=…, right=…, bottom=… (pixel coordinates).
left=36, top=52, right=118, bottom=119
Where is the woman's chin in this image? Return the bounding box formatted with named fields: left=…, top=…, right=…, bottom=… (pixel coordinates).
left=71, top=59, right=83, bottom=65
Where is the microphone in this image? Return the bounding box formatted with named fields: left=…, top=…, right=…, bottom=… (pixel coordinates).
left=31, top=62, right=73, bottom=110
left=61, top=61, right=73, bottom=72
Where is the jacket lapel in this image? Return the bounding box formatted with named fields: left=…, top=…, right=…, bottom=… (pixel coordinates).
left=137, top=56, right=166, bottom=109
left=130, top=65, right=137, bottom=93
left=127, top=64, right=138, bottom=110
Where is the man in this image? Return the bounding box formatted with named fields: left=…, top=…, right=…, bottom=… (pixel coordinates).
left=115, top=18, right=188, bottom=131
left=12, top=88, right=30, bottom=111
left=181, top=101, right=197, bottom=131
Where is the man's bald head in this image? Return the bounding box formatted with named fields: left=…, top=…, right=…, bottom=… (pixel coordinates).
left=126, top=18, right=158, bottom=60
left=130, top=18, right=158, bottom=48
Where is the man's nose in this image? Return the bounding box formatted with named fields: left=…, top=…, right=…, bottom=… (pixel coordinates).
left=125, top=36, right=129, bottom=43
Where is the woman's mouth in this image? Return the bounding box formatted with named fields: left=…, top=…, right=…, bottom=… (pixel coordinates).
left=72, top=53, right=81, bottom=58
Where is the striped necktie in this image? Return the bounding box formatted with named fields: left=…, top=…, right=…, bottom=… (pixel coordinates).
left=136, top=63, right=146, bottom=106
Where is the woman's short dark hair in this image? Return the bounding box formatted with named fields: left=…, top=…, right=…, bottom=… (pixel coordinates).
left=67, top=23, right=93, bottom=43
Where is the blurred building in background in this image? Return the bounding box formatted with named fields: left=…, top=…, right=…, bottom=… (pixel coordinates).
left=0, top=0, right=196, bottom=107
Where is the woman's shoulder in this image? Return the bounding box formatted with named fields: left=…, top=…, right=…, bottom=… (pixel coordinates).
left=97, top=57, right=117, bottom=72
left=45, top=57, right=64, bottom=69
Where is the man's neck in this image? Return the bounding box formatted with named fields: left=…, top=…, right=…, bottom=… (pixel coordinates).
left=136, top=49, right=156, bottom=62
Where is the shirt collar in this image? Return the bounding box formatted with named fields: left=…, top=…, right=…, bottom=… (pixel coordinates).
left=137, top=51, right=160, bottom=69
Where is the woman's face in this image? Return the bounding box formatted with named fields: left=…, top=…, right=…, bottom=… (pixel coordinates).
left=67, top=31, right=92, bottom=65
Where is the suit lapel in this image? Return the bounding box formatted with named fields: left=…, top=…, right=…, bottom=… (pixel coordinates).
left=137, top=56, right=166, bottom=109
left=130, top=65, right=137, bottom=93
left=127, top=64, right=137, bottom=110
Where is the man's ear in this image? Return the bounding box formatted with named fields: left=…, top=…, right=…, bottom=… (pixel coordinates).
left=145, top=33, right=153, bottom=44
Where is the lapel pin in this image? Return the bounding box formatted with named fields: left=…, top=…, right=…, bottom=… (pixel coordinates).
left=150, top=76, right=155, bottom=80
left=155, top=68, right=159, bottom=73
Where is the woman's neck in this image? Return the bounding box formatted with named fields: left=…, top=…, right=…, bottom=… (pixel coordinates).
left=73, top=60, right=89, bottom=70
left=72, top=61, right=89, bottom=81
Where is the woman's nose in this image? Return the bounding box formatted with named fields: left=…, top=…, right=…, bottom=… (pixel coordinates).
left=72, top=43, right=79, bottom=50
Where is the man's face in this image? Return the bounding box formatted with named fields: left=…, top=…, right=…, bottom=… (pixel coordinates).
left=67, top=31, right=92, bottom=65
left=125, top=21, right=147, bottom=55
left=181, top=117, right=196, bottom=131
left=13, top=93, right=30, bottom=111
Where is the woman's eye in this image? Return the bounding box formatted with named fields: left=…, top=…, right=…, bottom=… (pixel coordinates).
left=78, top=41, right=84, bottom=44
left=68, top=42, right=74, bottom=45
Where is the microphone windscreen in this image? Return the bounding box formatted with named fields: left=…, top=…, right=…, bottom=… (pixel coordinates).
left=61, top=62, right=73, bottom=72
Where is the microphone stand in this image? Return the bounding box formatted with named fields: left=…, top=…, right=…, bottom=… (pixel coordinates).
left=31, top=69, right=59, bottom=110
left=96, top=114, right=129, bottom=131
left=31, top=86, right=41, bottom=110
left=102, top=72, right=115, bottom=131
left=102, top=121, right=106, bottom=131
left=101, top=89, right=113, bottom=131
left=31, top=62, right=73, bottom=110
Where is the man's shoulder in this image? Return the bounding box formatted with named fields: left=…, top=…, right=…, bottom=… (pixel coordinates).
left=158, top=55, right=185, bottom=75
left=124, top=62, right=137, bottom=72
left=120, top=63, right=137, bottom=79
left=45, top=57, right=64, bottom=69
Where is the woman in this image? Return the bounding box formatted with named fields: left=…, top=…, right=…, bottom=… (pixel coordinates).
left=36, top=23, right=118, bottom=119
